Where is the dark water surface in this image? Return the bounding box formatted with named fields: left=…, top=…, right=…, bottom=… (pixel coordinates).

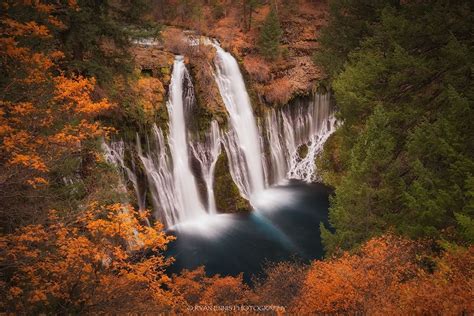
left=165, top=181, right=331, bottom=282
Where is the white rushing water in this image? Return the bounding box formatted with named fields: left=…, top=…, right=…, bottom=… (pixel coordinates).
left=137, top=126, right=179, bottom=227
left=102, top=140, right=145, bottom=211
left=136, top=56, right=209, bottom=227
left=167, top=57, right=206, bottom=217
left=213, top=45, right=265, bottom=200
left=211, top=43, right=336, bottom=198
left=263, top=93, right=336, bottom=184
left=102, top=140, right=149, bottom=243
left=190, top=120, right=222, bottom=214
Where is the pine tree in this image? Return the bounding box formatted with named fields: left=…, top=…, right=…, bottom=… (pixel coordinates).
left=318, top=1, right=474, bottom=253
left=313, top=0, right=399, bottom=78
left=258, top=6, right=282, bottom=60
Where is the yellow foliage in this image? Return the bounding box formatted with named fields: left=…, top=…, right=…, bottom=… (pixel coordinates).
left=136, top=77, right=165, bottom=116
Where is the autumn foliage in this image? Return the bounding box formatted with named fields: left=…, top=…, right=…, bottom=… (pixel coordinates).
left=1, top=1, right=472, bottom=314
left=0, top=1, right=113, bottom=229
left=263, top=77, right=293, bottom=105
left=243, top=55, right=271, bottom=83
left=0, top=204, right=174, bottom=313
left=0, top=3, right=175, bottom=312
left=251, top=261, right=308, bottom=308
left=1, top=1, right=112, bottom=182
left=293, top=235, right=473, bottom=314
left=170, top=267, right=251, bottom=312
left=167, top=236, right=474, bottom=314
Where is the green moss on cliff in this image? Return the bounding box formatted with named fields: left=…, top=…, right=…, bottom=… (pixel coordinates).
left=214, top=153, right=250, bottom=213
left=298, top=144, right=308, bottom=158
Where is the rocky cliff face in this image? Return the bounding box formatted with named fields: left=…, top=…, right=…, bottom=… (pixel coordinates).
left=214, top=1, right=328, bottom=105
left=153, top=0, right=329, bottom=107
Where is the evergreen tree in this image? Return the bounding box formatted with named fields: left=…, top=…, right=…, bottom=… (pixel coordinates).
left=318, top=1, right=474, bottom=254
left=314, top=0, right=399, bottom=78
left=258, top=6, right=282, bottom=60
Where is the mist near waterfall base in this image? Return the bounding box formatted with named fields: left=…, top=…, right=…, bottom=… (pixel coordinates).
left=166, top=181, right=331, bottom=282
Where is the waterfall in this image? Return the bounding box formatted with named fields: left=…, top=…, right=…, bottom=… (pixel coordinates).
left=190, top=120, right=222, bottom=214
left=211, top=43, right=336, bottom=198
left=258, top=120, right=271, bottom=188
left=102, top=140, right=145, bottom=211
left=221, top=129, right=252, bottom=199
left=138, top=56, right=208, bottom=227
left=213, top=45, right=265, bottom=200
left=167, top=57, right=206, bottom=218
left=137, top=127, right=179, bottom=227
left=106, top=42, right=337, bottom=229
left=264, top=110, right=287, bottom=183
left=102, top=140, right=149, bottom=242
left=263, top=93, right=336, bottom=184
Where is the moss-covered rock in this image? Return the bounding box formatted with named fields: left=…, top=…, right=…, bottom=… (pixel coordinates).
left=160, top=66, right=171, bottom=75
left=315, top=130, right=346, bottom=188
left=214, top=153, right=250, bottom=213
left=298, top=144, right=308, bottom=158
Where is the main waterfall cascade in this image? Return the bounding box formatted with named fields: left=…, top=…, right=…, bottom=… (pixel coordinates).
left=165, top=57, right=206, bottom=218
left=213, top=45, right=266, bottom=200
left=137, top=56, right=210, bottom=227
left=104, top=45, right=336, bottom=228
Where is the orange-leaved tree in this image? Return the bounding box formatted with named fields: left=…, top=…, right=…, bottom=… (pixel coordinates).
left=0, top=1, right=113, bottom=230
left=0, top=203, right=175, bottom=314
left=293, top=235, right=473, bottom=314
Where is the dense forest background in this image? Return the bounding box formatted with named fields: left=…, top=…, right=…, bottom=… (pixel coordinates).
left=0, top=0, right=472, bottom=314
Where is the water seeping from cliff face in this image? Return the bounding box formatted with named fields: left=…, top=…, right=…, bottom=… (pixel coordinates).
left=262, top=93, right=336, bottom=185
left=101, top=140, right=150, bottom=243
left=102, top=140, right=145, bottom=212
left=137, top=126, right=179, bottom=227
left=190, top=120, right=222, bottom=214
